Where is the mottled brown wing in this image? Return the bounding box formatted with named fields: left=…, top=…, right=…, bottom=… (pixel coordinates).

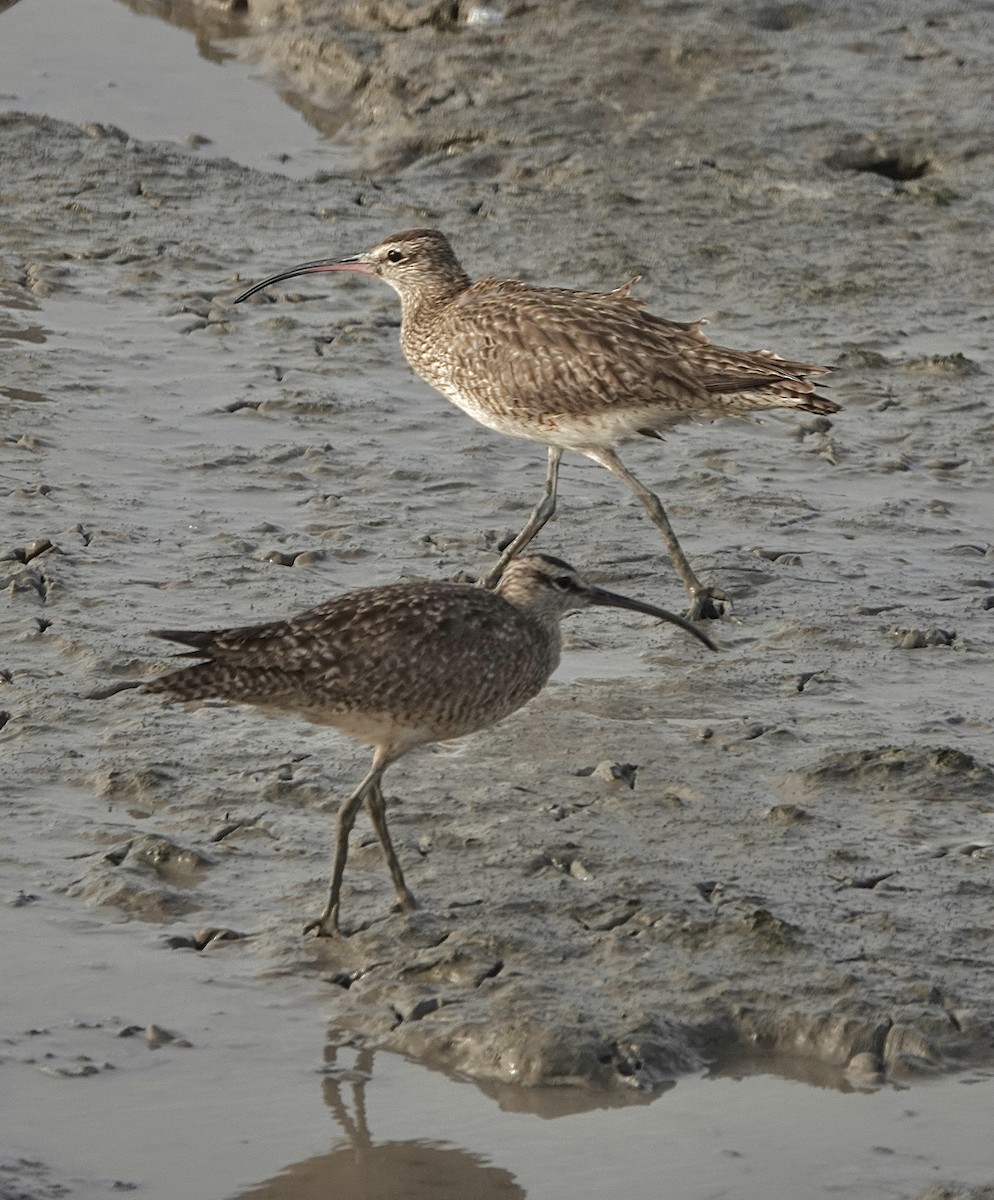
left=430, top=281, right=711, bottom=420
left=147, top=582, right=551, bottom=728
left=425, top=280, right=832, bottom=422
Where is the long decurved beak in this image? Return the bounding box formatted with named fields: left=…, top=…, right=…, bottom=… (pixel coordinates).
left=586, top=586, right=718, bottom=651
left=233, top=255, right=373, bottom=303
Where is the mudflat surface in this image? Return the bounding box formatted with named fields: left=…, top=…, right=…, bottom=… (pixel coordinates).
left=3, top=0, right=994, bottom=1151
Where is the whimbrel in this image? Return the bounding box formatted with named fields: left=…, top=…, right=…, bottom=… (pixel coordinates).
left=234, top=230, right=840, bottom=620
left=146, top=554, right=716, bottom=935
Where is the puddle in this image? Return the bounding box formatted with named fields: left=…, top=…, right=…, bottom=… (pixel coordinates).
left=231, top=1050, right=994, bottom=1200
left=1, top=898, right=330, bottom=1200
left=6, top=889, right=992, bottom=1200
left=0, top=0, right=342, bottom=177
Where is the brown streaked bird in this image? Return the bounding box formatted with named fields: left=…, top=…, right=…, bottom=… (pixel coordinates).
left=234, top=229, right=840, bottom=621
left=145, top=554, right=716, bottom=936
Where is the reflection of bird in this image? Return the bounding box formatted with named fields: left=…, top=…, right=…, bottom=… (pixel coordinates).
left=145, top=554, right=715, bottom=936
left=235, top=228, right=839, bottom=620
left=237, top=1044, right=526, bottom=1200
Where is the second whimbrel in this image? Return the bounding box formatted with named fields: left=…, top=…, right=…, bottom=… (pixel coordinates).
left=145, top=554, right=716, bottom=935
left=234, top=229, right=840, bottom=620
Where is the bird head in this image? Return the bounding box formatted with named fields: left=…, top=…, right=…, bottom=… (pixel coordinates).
left=232, top=229, right=468, bottom=304
left=495, top=555, right=717, bottom=651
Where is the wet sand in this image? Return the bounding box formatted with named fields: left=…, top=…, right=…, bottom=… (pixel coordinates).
left=3, top=0, right=994, bottom=1195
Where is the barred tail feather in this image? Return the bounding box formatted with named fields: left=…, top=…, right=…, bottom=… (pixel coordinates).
left=144, top=661, right=279, bottom=705
left=151, top=628, right=218, bottom=651
left=800, top=391, right=841, bottom=415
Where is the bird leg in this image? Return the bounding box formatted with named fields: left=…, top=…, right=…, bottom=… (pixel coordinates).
left=477, top=446, right=562, bottom=590
left=583, top=446, right=729, bottom=621
left=304, top=753, right=392, bottom=937
left=364, top=779, right=418, bottom=914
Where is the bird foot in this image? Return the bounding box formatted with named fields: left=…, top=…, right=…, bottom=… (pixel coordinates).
left=302, top=910, right=340, bottom=938
left=474, top=564, right=503, bottom=591
left=686, top=587, right=730, bottom=622
left=303, top=891, right=417, bottom=937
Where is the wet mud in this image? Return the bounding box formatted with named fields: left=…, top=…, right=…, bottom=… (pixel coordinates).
left=3, top=0, right=994, bottom=1131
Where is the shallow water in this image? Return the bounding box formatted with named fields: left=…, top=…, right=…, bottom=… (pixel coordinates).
left=0, top=0, right=336, bottom=176
left=6, top=898, right=994, bottom=1200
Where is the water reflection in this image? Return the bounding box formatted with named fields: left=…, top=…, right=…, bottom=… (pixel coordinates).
left=118, top=0, right=248, bottom=63
left=234, top=1045, right=525, bottom=1200
left=471, top=1071, right=664, bottom=1118
left=231, top=1022, right=677, bottom=1200
left=708, top=1051, right=890, bottom=1093
left=227, top=1032, right=994, bottom=1200
left=117, top=0, right=354, bottom=140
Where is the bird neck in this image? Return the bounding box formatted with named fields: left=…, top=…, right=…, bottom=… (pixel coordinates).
left=397, top=269, right=472, bottom=332
left=496, top=583, right=567, bottom=640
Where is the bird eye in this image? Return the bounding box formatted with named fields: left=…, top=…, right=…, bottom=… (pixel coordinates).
left=552, top=574, right=574, bottom=591
left=386, top=249, right=404, bottom=264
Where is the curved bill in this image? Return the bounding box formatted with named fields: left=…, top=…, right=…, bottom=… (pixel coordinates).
left=586, top=586, right=718, bottom=651
left=233, top=255, right=372, bottom=304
